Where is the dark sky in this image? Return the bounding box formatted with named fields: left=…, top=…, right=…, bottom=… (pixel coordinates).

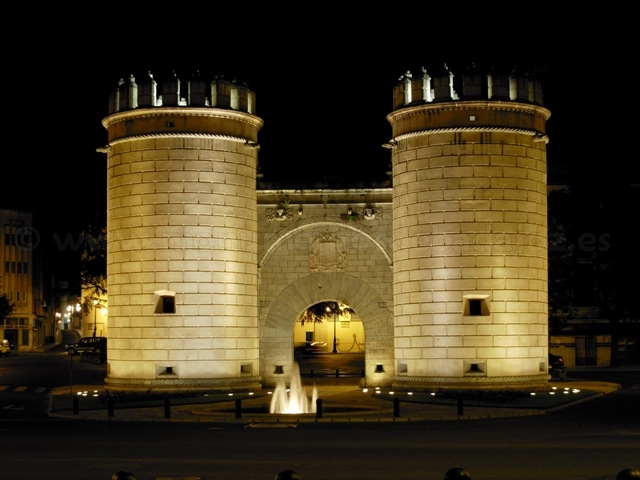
left=2, top=7, right=635, bottom=281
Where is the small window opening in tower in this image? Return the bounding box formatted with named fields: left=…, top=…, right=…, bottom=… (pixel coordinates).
left=161, top=296, right=175, bottom=313
left=469, top=299, right=482, bottom=316
left=463, top=295, right=490, bottom=316
left=154, top=290, right=176, bottom=314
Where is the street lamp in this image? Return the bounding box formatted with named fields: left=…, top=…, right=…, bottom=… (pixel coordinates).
left=327, top=305, right=338, bottom=353
left=92, top=299, right=99, bottom=338
left=65, top=303, right=81, bottom=330
left=333, top=311, right=338, bottom=353
left=68, top=347, right=74, bottom=399
left=66, top=305, right=73, bottom=327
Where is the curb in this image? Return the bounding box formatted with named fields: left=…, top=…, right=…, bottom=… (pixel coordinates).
left=47, top=380, right=620, bottom=424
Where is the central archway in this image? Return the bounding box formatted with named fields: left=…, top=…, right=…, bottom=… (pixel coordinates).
left=260, top=271, right=394, bottom=388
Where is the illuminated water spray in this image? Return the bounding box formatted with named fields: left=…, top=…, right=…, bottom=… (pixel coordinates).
left=270, top=361, right=318, bottom=414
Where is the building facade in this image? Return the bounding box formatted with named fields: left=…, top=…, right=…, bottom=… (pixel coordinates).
left=100, top=65, right=552, bottom=394
left=0, top=209, right=48, bottom=350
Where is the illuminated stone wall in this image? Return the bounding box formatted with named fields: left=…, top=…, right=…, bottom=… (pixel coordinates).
left=256, top=190, right=394, bottom=387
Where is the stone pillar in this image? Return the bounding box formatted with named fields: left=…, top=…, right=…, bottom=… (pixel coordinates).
left=101, top=75, right=263, bottom=393
left=388, top=66, right=551, bottom=392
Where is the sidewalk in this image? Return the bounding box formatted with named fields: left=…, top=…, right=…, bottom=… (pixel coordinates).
left=48, top=377, right=621, bottom=424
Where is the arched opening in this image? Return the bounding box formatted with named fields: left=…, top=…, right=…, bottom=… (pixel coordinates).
left=293, top=301, right=365, bottom=380
left=270, top=300, right=366, bottom=414
left=260, top=272, right=394, bottom=389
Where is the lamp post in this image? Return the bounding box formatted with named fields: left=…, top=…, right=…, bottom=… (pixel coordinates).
left=332, top=308, right=338, bottom=354
left=68, top=348, right=74, bottom=399
left=326, top=305, right=338, bottom=353
left=92, top=299, right=99, bottom=338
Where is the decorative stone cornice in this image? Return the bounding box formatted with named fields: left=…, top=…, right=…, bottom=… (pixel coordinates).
left=387, top=100, right=551, bottom=140
left=391, top=125, right=546, bottom=143
left=103, top=132, right=256, bottom=147
left=102, top=107, right=263, bottom=145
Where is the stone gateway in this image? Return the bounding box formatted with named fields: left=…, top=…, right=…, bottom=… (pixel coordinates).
left=100, top=65, right=551, bottom=394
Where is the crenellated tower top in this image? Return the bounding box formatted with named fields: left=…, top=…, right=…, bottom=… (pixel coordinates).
left=108, top=70, right=256, bottom=115
left=387, top=63, right=550, bottom=144
left=101, top=70, right=262, bottom=150
left=392, top=63, right=544, bottom=110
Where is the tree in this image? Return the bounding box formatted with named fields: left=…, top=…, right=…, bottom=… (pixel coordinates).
left=0, top=293, right=15, bottom=323
left=78, top=220, right=107, bottom=314
left=587, top=184, right=640, bottom=366
left=548, top=182, right=640, bottom=365
left=297, top=301, right=355, bottom=325
left=548, top=186, right=579, bottom=330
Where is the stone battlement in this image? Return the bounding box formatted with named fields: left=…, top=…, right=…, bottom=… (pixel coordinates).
left=393, top=63, right=544, bottom=110
left=108, top=71, right=256, bottom=115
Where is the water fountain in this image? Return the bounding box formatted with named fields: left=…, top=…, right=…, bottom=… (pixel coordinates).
left=270, top=361, right=318, bottom=414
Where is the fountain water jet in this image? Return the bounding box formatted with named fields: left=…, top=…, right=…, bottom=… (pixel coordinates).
left=270, top=361, right=318, bottom=414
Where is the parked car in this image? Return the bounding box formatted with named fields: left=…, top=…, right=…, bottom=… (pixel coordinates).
left=65, top=336, right=107, bottom=356
left=1, top=339, right=11, bottom=356
left=548, top=353, right=567, bottom=380
left=294, top=341, right=327, bottom=361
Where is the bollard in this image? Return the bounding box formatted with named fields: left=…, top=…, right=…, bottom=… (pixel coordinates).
left=164, top=397, right=171, bottom=419
left=73, top=396, right=79, bottom=415
left=616, top=468, right=640, bottom=480
left=457, top=395, right=464, bottom=415
left=335, top=369, right=339, bottom=378
left=444, top=466, right=472, bottom=479
left=276, top=469, right=303, bottom=480
left=361, top=369, right=365, bottom=378
left=316, top=398, right=323, bottom=418
left=108, top=396, right=114, bottom=417
left=235, top=399, right=242, bottom=419
left=393, top=397, right=400, bottom=417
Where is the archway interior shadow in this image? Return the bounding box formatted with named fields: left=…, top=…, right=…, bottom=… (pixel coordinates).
left=298, top=353, right=365, bottom=381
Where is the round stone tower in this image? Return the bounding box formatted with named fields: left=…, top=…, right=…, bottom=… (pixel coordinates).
left=387, top=64, right=551, bottom=391
left=101, top=72, right=263, bottom=393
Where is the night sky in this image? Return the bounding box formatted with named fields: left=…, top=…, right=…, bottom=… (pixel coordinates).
left=2, top=8, right=634, bottom=282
